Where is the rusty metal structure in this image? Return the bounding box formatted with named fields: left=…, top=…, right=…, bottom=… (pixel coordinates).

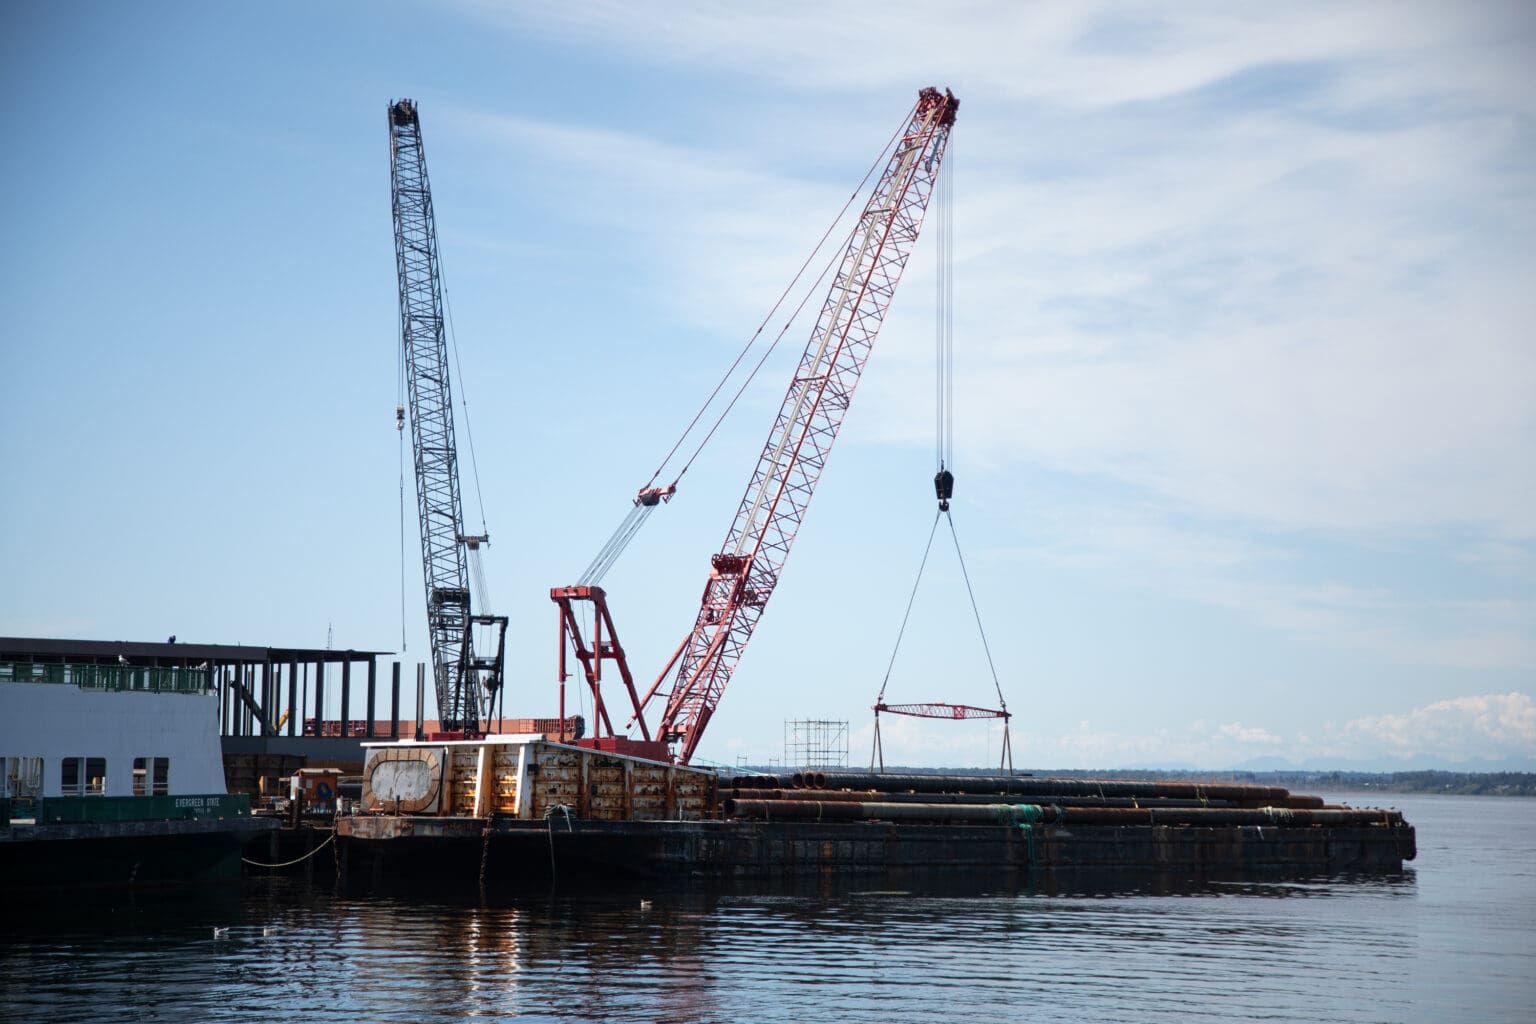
left=359, top=737, right=716, bottom=820
left=336, top=763, right=1416, bottom=885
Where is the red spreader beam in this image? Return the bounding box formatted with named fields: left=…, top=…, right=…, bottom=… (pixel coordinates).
left=874, top=701, right=1010, bottom=721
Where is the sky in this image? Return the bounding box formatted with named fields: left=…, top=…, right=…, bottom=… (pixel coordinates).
left=2, top=1, right=1533, bottom=771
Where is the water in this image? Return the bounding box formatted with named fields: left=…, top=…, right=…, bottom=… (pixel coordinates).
left=3, top=794, right=1533, bottom=1023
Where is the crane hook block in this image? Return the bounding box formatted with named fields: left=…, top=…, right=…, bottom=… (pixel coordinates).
left=935, top=468, right=955, bottom=511
left=636, top=485, right=676, bottom=508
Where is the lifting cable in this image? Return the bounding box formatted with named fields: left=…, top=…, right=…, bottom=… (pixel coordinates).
left=935, top=133, right=955, bottom=488
left=442, top=265, right=499, bottom=618
left=440, top=259, right=491, bottom=541
left=397, top=234, right=498, bottom=638
left=942, top=510, right=1008, bottom=717
left=874, top=509, right=944, bottom=707
left=397, top=331, right=409, bottom=652
left=576, top=100, right=920, bottom=587
left=874, top=141, right=1009, bottom=747
left=872, top=509, right=1007, bottom=718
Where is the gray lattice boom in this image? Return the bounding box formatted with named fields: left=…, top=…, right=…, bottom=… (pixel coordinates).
left=657, top=88, right=959, bottom=764
left=389, top=98, right=476, bottom=732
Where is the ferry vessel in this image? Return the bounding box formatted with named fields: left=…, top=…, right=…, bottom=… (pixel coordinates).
left=1, top=656, right=274, bottom=888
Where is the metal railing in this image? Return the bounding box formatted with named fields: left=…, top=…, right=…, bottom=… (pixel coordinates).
left=0, top=661, right=211, bottom=695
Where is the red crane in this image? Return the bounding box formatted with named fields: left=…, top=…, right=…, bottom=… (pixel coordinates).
left=553, top=87, right=959, bottom=764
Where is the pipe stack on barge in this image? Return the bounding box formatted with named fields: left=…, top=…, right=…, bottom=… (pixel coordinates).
left=335, top=736, right=1415, bottom=887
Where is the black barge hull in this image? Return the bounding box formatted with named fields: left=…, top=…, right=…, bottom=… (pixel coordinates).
left=338, top=814, right=1415, bottom=888
left=1, top=817, right=277, bottom=889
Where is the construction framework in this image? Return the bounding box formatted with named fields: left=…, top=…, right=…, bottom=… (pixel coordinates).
left=785, top=719, right=850, bottom=769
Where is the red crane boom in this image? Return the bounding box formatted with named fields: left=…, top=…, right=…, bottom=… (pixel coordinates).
left=640, top=88, right=960, bottom=763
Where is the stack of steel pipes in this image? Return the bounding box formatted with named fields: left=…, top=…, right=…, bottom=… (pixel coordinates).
left=717, top=771, right=1405, bottom=829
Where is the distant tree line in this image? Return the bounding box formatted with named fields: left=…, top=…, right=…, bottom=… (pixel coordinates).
left=1265, top=770, right=1536, bottom=797
left=1046, top=769, right=1536, bottom=797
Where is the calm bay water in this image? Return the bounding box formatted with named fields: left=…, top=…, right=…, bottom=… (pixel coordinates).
left=3, top=793, right=1533, bottom=1023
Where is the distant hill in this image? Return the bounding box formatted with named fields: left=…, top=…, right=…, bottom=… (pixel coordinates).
left=1229, top=755, right=1536, bottom=773
left=1241, top=770, right=1536, bottom=797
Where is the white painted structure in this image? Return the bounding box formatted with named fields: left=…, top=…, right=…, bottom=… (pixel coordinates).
left=0, top=680, right=227, bottom=800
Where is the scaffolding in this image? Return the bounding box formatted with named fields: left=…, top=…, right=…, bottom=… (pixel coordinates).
left=784, top=719, right=849, bottom=769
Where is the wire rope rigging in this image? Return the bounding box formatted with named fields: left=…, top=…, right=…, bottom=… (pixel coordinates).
left=871, top=141, right=1013, bottom=771
left=573, top=111, right=914, bottom=590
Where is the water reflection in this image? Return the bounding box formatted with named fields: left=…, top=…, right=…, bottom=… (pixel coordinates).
left=5, top=793, right=1531, bottom=1024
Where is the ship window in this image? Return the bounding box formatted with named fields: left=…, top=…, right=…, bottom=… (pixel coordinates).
left=86, top=757, right=106, bottom=795
left=61, top=757, right=81, bottom=795
left=61, top=757, right=106, bottom=796
left=133, top=757, right=170, bottom=796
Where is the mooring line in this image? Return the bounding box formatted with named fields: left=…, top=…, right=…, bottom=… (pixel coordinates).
left=241, top=829, right=336, bottom=868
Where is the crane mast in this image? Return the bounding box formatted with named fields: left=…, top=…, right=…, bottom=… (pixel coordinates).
left=389, top=98, right=506, bottom=734
left=652, top=87, right=959, bottom=763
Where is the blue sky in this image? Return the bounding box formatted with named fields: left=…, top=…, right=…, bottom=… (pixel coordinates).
left=3, top=2, right=1533, bottom=770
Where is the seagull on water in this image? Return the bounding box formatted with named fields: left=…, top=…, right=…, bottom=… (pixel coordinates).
left=212, top=926, right=230, bottom=939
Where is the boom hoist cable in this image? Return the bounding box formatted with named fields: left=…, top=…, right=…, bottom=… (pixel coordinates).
left=574, top=111, right=913, bottom=590
left=871, top=142, right=1013, bottom=772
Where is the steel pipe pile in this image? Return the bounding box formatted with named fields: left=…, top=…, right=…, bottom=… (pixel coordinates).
left=720, top=772, right=1297, bottom=805
left=723, top=798, right=1404, bottom=829
left=729, top=788, right=1237, bottom=810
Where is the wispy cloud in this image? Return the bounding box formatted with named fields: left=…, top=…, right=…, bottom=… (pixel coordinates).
left=454, top=2, right=1536, bottom=541
left=467, top=3, right=1535, bottom=116
left=988, top=500, right=1536, bottom=671
left=865, top=692, right=1536, bottom=768
left=438, top=105, right=856, bottom=338
left=444, top=2, right=1536, bottom=764
left=1332, top=692, right=1536, bottom=761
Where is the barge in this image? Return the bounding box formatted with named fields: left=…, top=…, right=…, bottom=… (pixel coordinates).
left=335, top=735, right=1415, bottom=888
